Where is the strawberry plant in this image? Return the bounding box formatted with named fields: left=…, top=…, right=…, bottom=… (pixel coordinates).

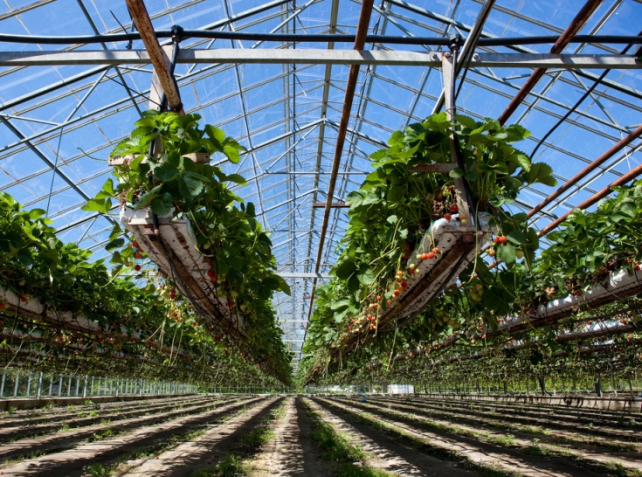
left=300, top=114, right=555, bottom=383
left=0, top=191, right=292, bottom=386
left=82, top=111, right=292, bottom=381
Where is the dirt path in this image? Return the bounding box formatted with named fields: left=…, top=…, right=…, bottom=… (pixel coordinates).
left=343, top=396, right=642, bottom=473
left=309, top=397, right=479, bottom=476
left=0, top=397, right=260, bottom=476
left=0, top=395, right=203, bottom=426
left=389, top=395, right=642, bottom=426
left=320, top=397, right=605, bottom=477
left=0, top=396, right=215, bottom=442
left=119, top=397, right=281, bottom=476
left=365, top=396, right=642, bottom=454
left=0, top=397, right=237, bottom=463
left=247, top=396, right=335, bottom=477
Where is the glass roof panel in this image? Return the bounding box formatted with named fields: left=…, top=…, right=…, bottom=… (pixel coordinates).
left=0, top=0, right=640, bottom=370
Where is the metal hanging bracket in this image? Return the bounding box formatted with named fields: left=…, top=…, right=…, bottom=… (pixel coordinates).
left=441, top=35, right=475, bottom=227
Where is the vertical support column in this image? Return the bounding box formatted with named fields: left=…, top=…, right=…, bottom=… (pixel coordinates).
left=76, top=376, right=80, bottom=396
left=13, top=372, right=19, bottom=398
left=116, top=378, right=120, bottom=398
left=36, top=372, right=43, bottom=400
left=441, top=45, right=473, bottom=225
left=90, top=377, right=95, bottom=397
left=0, top=372, right=5, bottom=398
left=26, top=373, right=33, bottom=397
left=97, top=377, right=101, bottom=396
left=49, top=373, right=53, bottom=397
left=67, top=376, right=72, bottom=396
left=83, top=376, right=88, bottom=399
left=58, top=375, right=63, bottom=396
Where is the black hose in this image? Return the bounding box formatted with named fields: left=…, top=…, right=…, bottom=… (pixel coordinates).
left=0, top=31, right=640, bottom=47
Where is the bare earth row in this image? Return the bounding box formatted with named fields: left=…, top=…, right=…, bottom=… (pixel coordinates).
left=1, top=394, right=641, bottom=476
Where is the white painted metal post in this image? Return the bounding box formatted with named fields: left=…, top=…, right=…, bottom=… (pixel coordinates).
left=76, top=376, right=80, bottom=396
left=82, top=376, right=88, bottom=398
left=67, top=376, right=72, bottom=396
left=48, top=373, right=53, bottom=397
left=26, top=373, right=32, bottom=397
left=116, top=379, right=120, bottom=397
left=13, top=372, right=19, bottom=398
left=0, top=372, right=5, bottom=398
left=58, top=375, right=63, bottom=396
left=97, top=377, right=101, bottom=396
left=36, top=372, right=43, bottom=400
left=90, top=377, right=94, bottom=396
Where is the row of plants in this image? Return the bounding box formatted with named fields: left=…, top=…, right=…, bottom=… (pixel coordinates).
left=84, top=111, right=292, bottom=370
left=306, top=325, right=642, bottom=395
left=0, top=190, right=291, bottom=386
left=299, top=115, right=642, bottom=387
left=299, top=114, right=557, bottom=382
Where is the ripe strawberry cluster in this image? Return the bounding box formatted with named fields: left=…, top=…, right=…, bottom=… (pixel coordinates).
left=206, top=260, right=218, bottom=282
left=130, top=240, right=144, bottom=271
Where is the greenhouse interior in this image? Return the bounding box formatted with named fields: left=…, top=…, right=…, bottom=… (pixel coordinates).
left=0, top=0, right=641, bottom=475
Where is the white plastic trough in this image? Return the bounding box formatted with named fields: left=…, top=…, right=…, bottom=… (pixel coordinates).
left=383, top=213, right=495, bottom=325
left=0, top=287, right=138, bottom=339
left=120, top=206, right=246, bottom=337
left=500, top=267, right=642, bottom=332
left=0, top=286, right=192, bottom=359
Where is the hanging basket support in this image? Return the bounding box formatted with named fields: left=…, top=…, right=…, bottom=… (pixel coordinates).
left=442, top=34, right=476, bottom=228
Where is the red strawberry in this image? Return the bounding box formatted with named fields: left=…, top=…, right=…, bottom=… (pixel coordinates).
left=444, top=213, right=451, bottom=221
left=450, top=204, right=458, bottom=213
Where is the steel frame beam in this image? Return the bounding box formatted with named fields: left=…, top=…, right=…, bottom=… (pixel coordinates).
left=0, top=50, right=639, bottom=69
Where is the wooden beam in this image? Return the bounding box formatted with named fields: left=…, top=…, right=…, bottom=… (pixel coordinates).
left=125, top=0, right=183, bottom=113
